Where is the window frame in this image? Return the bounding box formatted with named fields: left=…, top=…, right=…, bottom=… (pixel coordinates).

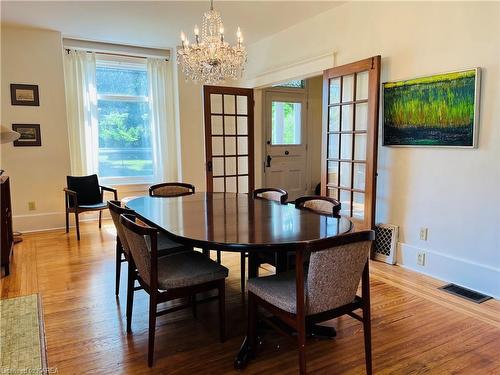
left=93, top=55, right=157, bottom=186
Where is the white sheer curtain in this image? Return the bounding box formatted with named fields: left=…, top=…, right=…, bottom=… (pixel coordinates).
left=147, top=58, right=180, bottom=182
left=63, top=50, right=98, bottom=175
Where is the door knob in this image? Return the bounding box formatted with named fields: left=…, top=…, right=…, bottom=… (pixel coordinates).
left=284, top=150, right=289, bottom=155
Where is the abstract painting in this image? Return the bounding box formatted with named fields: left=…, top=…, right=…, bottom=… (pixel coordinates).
left=383, top=69, right=480, bottom=147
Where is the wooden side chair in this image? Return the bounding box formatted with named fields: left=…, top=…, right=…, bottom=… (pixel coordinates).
left=64, top=174, right=117, bottom=240
left=247, top=230, right=375, bottom=375
left=120, top=213, right=228, bottom=367
left=108, top=200, right=192, bottom=296
left=249, top=188, right=289, bottom=289
left=253, top=187, right=288, bottom=204
left=295, top=195, right=341, bottom=217
left=149, top=182, right=195, bottom=197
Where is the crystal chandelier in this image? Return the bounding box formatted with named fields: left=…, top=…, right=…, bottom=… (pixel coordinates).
left=176, top=0, right=247, bottom=84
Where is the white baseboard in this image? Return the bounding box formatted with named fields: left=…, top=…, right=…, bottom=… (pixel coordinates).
left=397, top=242, right=500, bottom=299
left=13, top=210, right=111, bottom=233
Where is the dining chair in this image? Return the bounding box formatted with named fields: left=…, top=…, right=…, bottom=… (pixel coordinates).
left=64, top=174, right=117, bottom=240
left=108, top=200, right=192, bottom=296
left=120, top=213, right=228, bottom=367
left=250, top=188, right=290, bottom=289
left=253, top=187, right=288, bottom=204
left=294, top=195, right=341, bottom=216
left=148, top=182, right=195, bottom=197
left=246, top=230, right=375, bottom=375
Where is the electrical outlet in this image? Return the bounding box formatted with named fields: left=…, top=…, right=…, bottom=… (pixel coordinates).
left=419, top=227, right=428, bottom=241
left=417, top=251, right=426, bottom=266
left=28, top=201, right=36, bottom=211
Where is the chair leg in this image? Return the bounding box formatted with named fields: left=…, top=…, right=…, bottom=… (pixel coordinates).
left=362, top=261, right=372, bottom=375
left=240, top=252, right=246, bottom=294
left=148, top=294, right=158, bottom=367
left=218, top=280, right=226, bottom=342
left=297, top=317, right=307, bottom=375
left=126, top=262, right=134, bottom=333
left=191, top=293, right=197, bottom=318
left=65, top=209, right=69, bottom=233
left=216, top=250, right=222, bottom=264
left=74, top=211, right=80, bottom=240
left=115, top=242, right=122, bottom=296
left=248, top=292, right=258, bottom=357
left=99, top=210, right=102, bottom=229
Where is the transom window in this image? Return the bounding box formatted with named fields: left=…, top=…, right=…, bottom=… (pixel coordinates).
left=95, top=57, right=154, bottom=184
left=272, top=80, right=305, bottom=89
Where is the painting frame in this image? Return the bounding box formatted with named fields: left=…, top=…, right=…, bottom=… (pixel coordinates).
left=12, top=124, right=42, bottom=147
left=10, top=84, right=40, bottom=106
left=382, top=68, right=481, bottom=148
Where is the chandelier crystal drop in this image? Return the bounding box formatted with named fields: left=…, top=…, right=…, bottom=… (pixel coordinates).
left=176, top=0, right=247, bottom=84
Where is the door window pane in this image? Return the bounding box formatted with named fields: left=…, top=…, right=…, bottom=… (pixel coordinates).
left=212, top=137, right=223, bottom=155
left=97, top=100, right=152, bottom=178
left=226, top=177, right=237, bottom=192
left=354, top=134, right=367, bottom=160
left=353, top=192, right=365, bottom=219
left=237, top=137, right=248, bottom=155
left=225, top=116, right=236, bottom=135
left=339, top=190, right=352, bottom=216
left=339, top=162, right=352, bottom=188
left=328, top=106, right=340, bottom=132
left=327, top=161, right=338, bottom=185
left=341, top=105, right=353, bottom=131
left=329, top=78, right=340, bottom=104
left=226, top=157, right=236, bottom=175
left=356, top=71, right=369, bottom=100
left=224, top=95, right=235, bottom=114
left=225, top=137, right=236, bottom=155
left=353, top=163, right=366, bottom=191
left=238, top=176, right=249, bottom=193
left=355, top=103, right=368, bottom=131
left=340, top=134, right=353, bottom=160
left=342, top=74, right=354, bottom=102
left=238, top=156, right=248, bottom=175
left=211, top=116, right=223, bottom=135
left=271, top=101, right=301, bottom=145
left=211, top=94, right=223, bottom=113
left=328, top=134, right=339, bottom=159
left=212, top=157, right=224, bottom=176
left=237, top=96, right=247, bottom=115
left=327, top=188, right=339, bottom=200
left=213, top=177, right=224, bottom=192
left=237, top=117, right=248, bottom=135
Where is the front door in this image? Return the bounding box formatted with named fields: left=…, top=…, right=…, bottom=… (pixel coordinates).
left=321, top=56, right=381, bottom=229
left=204, top=85, right=254, bottom=194
left=264, top=90, right=307, bottom=201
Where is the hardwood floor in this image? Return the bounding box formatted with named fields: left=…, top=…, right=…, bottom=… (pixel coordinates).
left=1, top=220, right=499, bottom=374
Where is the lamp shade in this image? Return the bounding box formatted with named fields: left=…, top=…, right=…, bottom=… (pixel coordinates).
left=0, top=125, right=21, bottom=144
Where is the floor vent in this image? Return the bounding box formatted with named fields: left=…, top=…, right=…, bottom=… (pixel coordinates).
left=439, top=283, right=492, bottom=304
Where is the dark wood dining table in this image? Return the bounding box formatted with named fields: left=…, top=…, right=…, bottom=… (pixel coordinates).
left=126, top=192, right=353, bottom=367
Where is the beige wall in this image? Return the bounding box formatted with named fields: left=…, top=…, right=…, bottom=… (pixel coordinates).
left=244, top=1, right=500, bottom=297
left=0, top=26, right=148, bottom=232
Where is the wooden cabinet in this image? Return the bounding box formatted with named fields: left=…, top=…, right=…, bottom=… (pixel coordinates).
left=1, top=176, right=14, bottom=276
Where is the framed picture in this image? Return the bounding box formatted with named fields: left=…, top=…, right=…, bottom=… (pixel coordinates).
left=382, top=68, right=480, bottom=148
left=12, top=124, right=42, bottom=147
left=10, top=84, right=40, bottom=106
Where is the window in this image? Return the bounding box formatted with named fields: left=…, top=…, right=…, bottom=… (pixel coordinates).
left=271, top=101, right=302, bottom=145
left=272, top=80, right=305, bottom=89
left=95, top=57, right=154, bottom=183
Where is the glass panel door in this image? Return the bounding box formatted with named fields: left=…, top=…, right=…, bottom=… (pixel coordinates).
left=204, top=86, right=254, bottom=194
left=322, top=56, right=381, bottom=229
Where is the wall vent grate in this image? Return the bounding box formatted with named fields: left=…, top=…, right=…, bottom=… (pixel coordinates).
left=374, top=224, right=398, bottom=264
left=439, top=283, right=492, bottom=304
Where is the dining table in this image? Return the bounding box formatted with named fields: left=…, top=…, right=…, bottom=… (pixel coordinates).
left=126, top=192, right=354, bottom=368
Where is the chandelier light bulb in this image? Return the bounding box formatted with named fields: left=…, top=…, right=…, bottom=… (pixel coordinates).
left=236, top=27, right=242, bottom=38
left=194, top=25, right=199, bottom=36
left=219, top=24, right=224, bottom=35
left=180, top=31, right=186, bottom=41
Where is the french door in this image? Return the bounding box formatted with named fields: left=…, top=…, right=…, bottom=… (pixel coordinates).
left=204, top=86, right=254, bottom=194
left=321, top=56, right=381, bottom=229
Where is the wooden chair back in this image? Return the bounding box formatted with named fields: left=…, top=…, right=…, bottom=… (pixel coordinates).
left=252, top=188, right=288, bottom=204
left=295, top=195, right=341, bottom=216
left=108, top=200, right=134, bottom=255
left=149, top=182, right=195, bottom=197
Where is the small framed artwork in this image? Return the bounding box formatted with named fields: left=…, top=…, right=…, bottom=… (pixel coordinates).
left=10, top=84, right=40, bottom=106
left=382, top=68, right=480, bottom=148
left=12, top=124, right=42, bottom=147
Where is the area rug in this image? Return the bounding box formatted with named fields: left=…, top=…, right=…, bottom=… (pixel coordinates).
left=0, top=294, right=48, bottom=373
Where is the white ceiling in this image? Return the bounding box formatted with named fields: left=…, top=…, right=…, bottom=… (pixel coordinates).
left=1, top=1, right=342, bottom=49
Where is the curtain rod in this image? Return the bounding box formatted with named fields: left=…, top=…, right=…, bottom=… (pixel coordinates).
left=64, top=48, right=169, bottom=61
left=63, top=38, right=170, bottom=61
